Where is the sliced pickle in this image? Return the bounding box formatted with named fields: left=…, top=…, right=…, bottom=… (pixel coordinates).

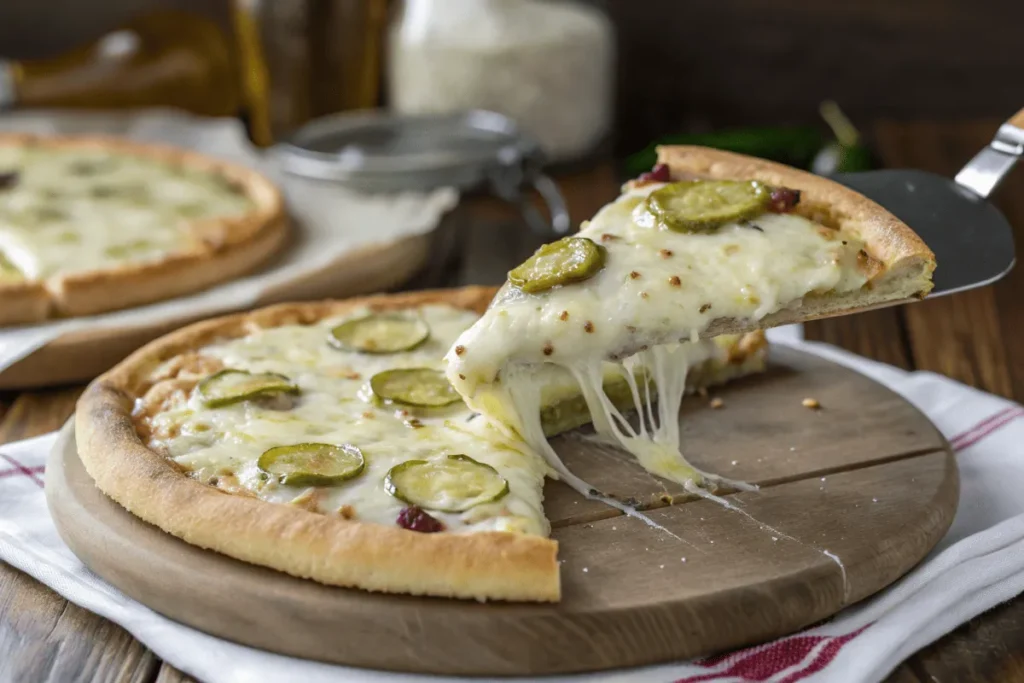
left=258, top=443, right=365, bottom=487
left=369, top=368, right=461, bottom=407
left=329, top=313, right=430, bottom=354
left=645, top=180, right=769, bottom=233
left=508, top=236, right=607, bottom=294
left=384, top=454, right=509, bottom=512
left=198, top=369, right=300, bottom=408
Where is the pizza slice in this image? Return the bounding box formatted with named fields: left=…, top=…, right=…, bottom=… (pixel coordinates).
left=77, top=288, right=767, bottom=602
left=445, top=146, right=934, bottom=495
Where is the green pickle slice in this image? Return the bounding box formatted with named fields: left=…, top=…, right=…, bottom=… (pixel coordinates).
left=645, top=180, right=770, bottom=233
left=508, top=236, right=606, bottom=294
left=258, top=443, right=365, bottom=487
left=329, top=313, right=430, bottom=354
left=369, top=368, right=461, bottom=407
left=198, top=369, right=300, bottom=408
left=385, top=454, right=510, bottom=512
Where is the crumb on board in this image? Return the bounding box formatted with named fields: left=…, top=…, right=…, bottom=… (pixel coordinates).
left=710, top=397, right=725, bottom=409
left=802, top=397, right=821, bottom=410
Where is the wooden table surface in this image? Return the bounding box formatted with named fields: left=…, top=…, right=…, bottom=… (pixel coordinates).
left=2, top=119, right=1023, bottom=683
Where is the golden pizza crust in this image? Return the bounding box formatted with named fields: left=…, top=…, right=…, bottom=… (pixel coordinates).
left=76, top=287, right=766, bottom=603
left=0, top=134, right=287, bottom=326
left=652, top=146, right=935, bottom=337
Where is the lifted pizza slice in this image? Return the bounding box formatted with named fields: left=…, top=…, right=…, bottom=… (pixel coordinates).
left=446, top=146, right=934, bottom=496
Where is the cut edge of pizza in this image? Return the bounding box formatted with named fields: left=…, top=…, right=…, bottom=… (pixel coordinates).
left=444, top=146, right=935, bottom=501
left=75, top=287, right=767, bottom=603
left=0, top=134, right=288, bottom=326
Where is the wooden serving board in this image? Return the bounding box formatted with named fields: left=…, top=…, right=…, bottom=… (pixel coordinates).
left=46, top=346, right=958, bottom=676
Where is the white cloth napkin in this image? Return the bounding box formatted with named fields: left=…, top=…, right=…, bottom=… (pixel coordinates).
left=0, top=109, right=458, bottom=373
left=2, top=331, right=1024, bottom=683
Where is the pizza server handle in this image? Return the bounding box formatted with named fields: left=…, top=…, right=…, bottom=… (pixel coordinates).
left=954, top=107, right=1024, bottom=199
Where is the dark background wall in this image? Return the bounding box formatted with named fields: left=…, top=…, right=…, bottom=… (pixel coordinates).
left=0, top=0, right=1019, bottom=156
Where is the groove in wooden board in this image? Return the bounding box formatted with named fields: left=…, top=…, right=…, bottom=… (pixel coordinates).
left=0, top=565, right=159, bottom=683
left=48, top=425, right=956, bottom=675
left=543, top=345, right=946, bottom=526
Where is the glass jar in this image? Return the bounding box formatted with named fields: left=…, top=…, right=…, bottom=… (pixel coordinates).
left=387, top=0, right=614, bottom=164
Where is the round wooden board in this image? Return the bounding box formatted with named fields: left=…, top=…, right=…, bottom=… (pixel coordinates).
left=47, top=346, right=958, bottom=676
left=0, top=233, right=431, bottom=389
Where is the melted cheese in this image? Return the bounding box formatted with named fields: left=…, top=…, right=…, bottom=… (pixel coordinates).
left=446, top=183, right=866, bottom=496
left=0, top=145, right=253, bottom=280
left=145, top=304, right=751, bottom=537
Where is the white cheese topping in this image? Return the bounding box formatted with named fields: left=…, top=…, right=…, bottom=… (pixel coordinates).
left=143, top=304, right=748, bottom=537
left=445, top=183, right=866, bottom=496
left=0, top=144, right=252, bottom=280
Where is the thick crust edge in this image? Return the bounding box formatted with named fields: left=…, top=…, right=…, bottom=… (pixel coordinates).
left=0, top=134, right=287, bottom=325
left=76, top=287, right=562, bottom=603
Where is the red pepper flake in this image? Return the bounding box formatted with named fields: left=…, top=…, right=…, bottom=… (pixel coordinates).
left=543, top=342, right=554, bottom=356
left=454, top=345, right=466, bottom=356
left=659, top=249, right=673, bottom=259
left=558, top=310, right=569, bottom=321
left=601, top=233, right=619, bottom=242
left=768, top=187, right=801, bottom=213
left=629, top=270, right=641, bottom=279
left=583, top=321, right=595, bottom=333
left=397, top=506, right=444, bottom=533
left=668, top=275, right=681, bottom=287
left=637, top=163, right=671, bottom=184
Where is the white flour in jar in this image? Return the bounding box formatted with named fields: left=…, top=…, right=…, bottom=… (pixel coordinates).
left=387, top=0, right=614, bottom=162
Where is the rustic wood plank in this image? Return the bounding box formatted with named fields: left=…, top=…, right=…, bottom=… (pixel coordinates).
left=0, top=389, right=159, bottom=683
left=0, top=387, right=83, bottom=443
left=909, top=599, right=1024, bottom=683
left=0, top=564, right=159, bottom=683
left=805, top=308, right=913, bottom=369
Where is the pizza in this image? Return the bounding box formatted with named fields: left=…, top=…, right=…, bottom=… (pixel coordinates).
left=76, top=287, right=767, bottom=602
left=446, top=146, right=935, bottom=496
left=0, top=134, right=286, bottom=325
